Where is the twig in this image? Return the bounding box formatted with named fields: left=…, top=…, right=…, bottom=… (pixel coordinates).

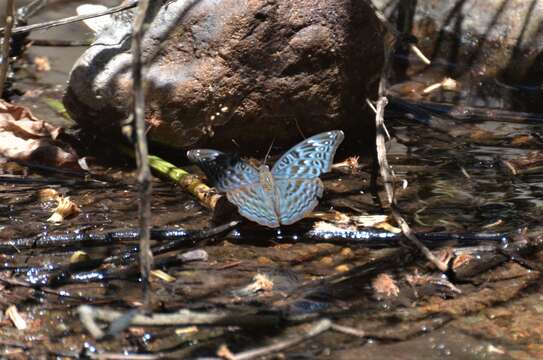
left=78, top=305, right=283, bottom=339
left=131, top=0, right=153, bottom=310
left=0, top=1, right=138, bottom=35
left=330, top=322, right=366, bottom=338
left=0, top=0, right=15, bottom=97
left=87, top=353, right=162, bottom=360
left=0, top=275, right=94, bottom=301
left=223, top=319, right=332, bottom=360
left=149, top=155, right=223, bottom=210
left=366, top=0, right=431, bottom=64
left=16, top=0, right=48, bottom=22
left=373, top=47, right=448, bottom=272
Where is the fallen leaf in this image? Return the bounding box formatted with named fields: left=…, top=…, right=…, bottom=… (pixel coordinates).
left=372, top=273, right=400, bottom=297
left=0, top=100, right=79, bottom=167
left=234, top=273, right=274, bottom=296
left=37, top=188, right=59, bottom=202
left=33, top=56, right=51, bottom=72
left=47, top=196, right=81, bottom=223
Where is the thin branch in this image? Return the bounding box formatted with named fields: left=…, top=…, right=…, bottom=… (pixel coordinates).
left=77, top=305, right=282, bottom=339
left=373, top=46, right=448, bottom=272
left=330, top=322, right=366, bottom=338
left=0, top=0, right=138, bottom=36
left=366, top=0, right=431, bottom=65
left=131, top=0, right=153, bottom=310
left=0, top=275, right=93, bottom=301
left=87, top=353, right=162, bottom=360
left=0, top=0, right=15, bottom=97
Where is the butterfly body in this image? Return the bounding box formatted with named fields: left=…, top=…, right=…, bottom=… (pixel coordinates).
left=258, top=165, right=275, bottom=193
left=187, top=130, right=344, bottom=228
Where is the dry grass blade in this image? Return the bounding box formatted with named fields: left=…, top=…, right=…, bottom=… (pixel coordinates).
left=0, top=1, right=138, bottom=36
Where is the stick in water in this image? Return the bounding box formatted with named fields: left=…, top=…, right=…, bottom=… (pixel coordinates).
left=131, top=0, right=153, bottom=310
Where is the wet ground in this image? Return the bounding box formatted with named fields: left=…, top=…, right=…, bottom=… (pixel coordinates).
left=0, top=1, right=543, bottom=360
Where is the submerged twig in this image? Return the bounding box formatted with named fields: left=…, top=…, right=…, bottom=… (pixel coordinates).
left=1, top=220, right=239, bottom=254
left=222, top=319, right=332, bottom=360
left=0, top=1, right=138, bottom=36
left=0, top=275, right=93, bottom=300
left=0, top=0, right=15, bottom=97
left=51, top=249, right=207, bottom=285
left=131, top=0, right=153, bottom=310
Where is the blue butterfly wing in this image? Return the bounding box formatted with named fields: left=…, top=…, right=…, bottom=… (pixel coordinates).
left=275, top=179, right=323, bottom=225
left=271, top=130, right=345, bottom=179
left=187, top=149, right=279, bottom=227
left=270, top=131, right=343, bottom=225
left=187, top=149, right=259, bottom=192
left=227, top=184, right=280, bottom=228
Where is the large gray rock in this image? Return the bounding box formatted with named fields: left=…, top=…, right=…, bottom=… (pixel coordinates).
left=64, top=0, right=384, bottom=155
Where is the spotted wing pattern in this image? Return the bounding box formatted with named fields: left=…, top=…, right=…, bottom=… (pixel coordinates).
left=226, top=184, right=280, bottom=227
left=272, top=130, right=345, bottom=179
left=187, top=149, right=279, bottom=227
left=275, top=179, right=323, bottom=225
left=271, top=131, right=344, bottom=225
left=188, top=130, right=344, bottom=227
left=186, top=149, right=259, bottom=192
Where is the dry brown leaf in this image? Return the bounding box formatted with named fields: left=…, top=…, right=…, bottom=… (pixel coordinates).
left=0, top=100, right=78, bottom=167
left=372, top=273, right=400, bottom=297
left=332, top=156, right=361, bottom=173
left=236, top=273, right=274, bottom=296
left=37, top=188, right=59, bottom=202
left=34, top=56, right=51, bottom=72
left=310, top=210, right=351, bottom=224
left=47, top=196, right=81, bottom=223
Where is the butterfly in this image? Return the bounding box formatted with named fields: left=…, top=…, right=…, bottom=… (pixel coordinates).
left=187, top=130, right=344, bottom=228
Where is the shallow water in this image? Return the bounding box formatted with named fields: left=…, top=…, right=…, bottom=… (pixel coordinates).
left=0, top=2, right=542, bottom=359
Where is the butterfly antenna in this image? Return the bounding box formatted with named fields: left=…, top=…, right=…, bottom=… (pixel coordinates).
left=263, top=137, right=275, bottom=165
